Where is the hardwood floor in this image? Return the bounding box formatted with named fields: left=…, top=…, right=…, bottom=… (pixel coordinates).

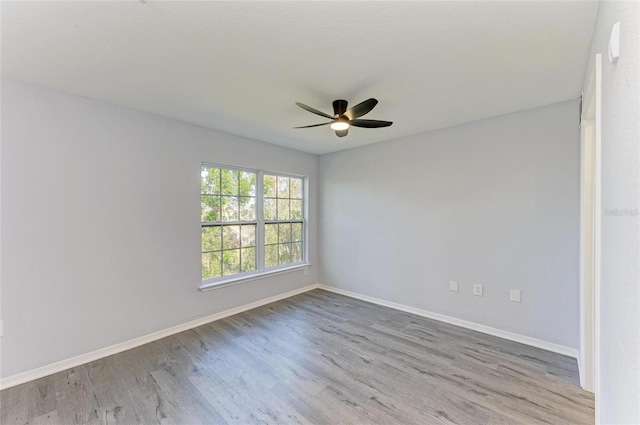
left=0, top=289, right=594, bottom=424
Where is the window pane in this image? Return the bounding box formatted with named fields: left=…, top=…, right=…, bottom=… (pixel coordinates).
left=202, top=252, right=222, bottom=280
left=221, top=196, right=239, bottom=222
left=290, top=178, right=303, bottom=199
left=265, top=224, right=278, bottom=245
left=239, top=171, right=256, bottom=197
left=291, top=242, right=302, bottom=263
left=263, top=175, right=277, bottom=198
left=241, top=247, right=256, bottom=272
left=220, top=169, right=239, bottom=196
left=277, top=199, right=290, bottom=220
left=279, top=243, right=292, bottom=264
left=265, top=245, right=278, bottom=268
left=201, top=195, right=221, bottom=222
left=201, top=167, right=221, bottom=195
left=202, top=226, right=222, bottom=251
left=222, top=249, right=240, bottom=276
left=223, top=226, right=240, bottom=250
left=292, top=223, right=303, bottom=242
left=290, top=200, right=302, bottom=220
left=277, top=176, right=290, bottom=198
left=279, top=223, right=292, bottom=243
left=239, top=197, right=256, bottom=221
left=263, top=198, right=276, bottom=221
left=240, top=225, right=256, bottom=247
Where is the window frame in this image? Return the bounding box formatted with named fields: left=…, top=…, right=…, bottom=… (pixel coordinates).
left=200, top=162, right=309, bottom=290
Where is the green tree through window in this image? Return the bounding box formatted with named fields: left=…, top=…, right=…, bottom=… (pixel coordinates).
left=263, top=174, right=304, bottom=269
left=201, top=164, right=305, bottom=284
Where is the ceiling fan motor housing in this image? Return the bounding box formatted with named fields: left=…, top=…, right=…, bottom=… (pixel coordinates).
left=333, top=99, right=348, bottom=117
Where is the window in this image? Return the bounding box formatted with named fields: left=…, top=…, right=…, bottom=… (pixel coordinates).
left=263, top=174, right=304, bottom=268
left=201, top=167, right=257, bottom=280
left=201, top=163, right=306, bottom=286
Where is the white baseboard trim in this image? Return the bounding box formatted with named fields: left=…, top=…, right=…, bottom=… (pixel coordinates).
left=0, top=284, right=320, bottom=390
left=317, top=284, right=579, bottom=359
left=578, top=354, right=586, bottom=389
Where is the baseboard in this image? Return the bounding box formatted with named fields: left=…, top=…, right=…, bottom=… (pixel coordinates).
left=577, top=351, right=595, bottom=393
left=317, top=284, right=579, bottom=359
left=0, top=284, right=320, bottom=390
left=578, top=354, right=586, bottom=389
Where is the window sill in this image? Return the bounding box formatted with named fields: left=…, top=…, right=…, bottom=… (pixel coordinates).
left=199, top=263, right=311, bottom=292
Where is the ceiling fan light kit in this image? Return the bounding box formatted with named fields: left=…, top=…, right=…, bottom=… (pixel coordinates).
left=295, top=98, right=393, bottom=138
left=330, top=120, right=349, bottom=131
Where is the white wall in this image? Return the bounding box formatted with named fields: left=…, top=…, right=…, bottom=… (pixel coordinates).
left=319, top=100, right=580, bottom=348
left=0, top=79, right=318, bottom=379
left=583, top=2, right=640, bottom=423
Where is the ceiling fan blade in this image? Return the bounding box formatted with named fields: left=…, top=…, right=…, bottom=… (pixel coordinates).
left=293, top=122, right=330, bottom=129
left=335, top=128, right=349, bottom=137
left=344, top=98, right=378, bottom=120
left=296, top=102, right=333, bottom=119
left=349, top=119, right=393, bottom=128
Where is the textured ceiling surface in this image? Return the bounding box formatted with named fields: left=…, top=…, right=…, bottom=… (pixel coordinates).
left=1, top=1, right=599, bottom=155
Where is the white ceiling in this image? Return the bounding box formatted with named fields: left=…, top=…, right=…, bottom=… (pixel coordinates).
left=1, top=1, right=598, bottom=155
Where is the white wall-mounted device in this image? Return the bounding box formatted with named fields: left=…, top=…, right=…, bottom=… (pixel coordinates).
left=608, top=21, right=620, bottom=64
left=450, top=280, right=459, bottom=292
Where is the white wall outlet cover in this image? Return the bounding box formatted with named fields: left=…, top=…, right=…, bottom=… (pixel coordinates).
left=608, top=21, right=620, bottom=64
left=510, top=289, right=521, bottom=303
left=449, top=280, right=459, bottom=292
left=474, top=284, right=483, bottom=296
left=303, top=268, right=309, bottom=276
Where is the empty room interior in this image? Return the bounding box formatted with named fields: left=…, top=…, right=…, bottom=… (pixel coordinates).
left=1, top=1, right=639, bottom=424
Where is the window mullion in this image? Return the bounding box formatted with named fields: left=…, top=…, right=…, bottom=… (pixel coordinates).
left=256, top=171, right=265, bottom=272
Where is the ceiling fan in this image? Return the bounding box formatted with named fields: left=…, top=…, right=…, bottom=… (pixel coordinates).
left=294, top=98, right=392, bottom=137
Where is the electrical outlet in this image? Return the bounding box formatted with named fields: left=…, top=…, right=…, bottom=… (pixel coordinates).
left=303, top=268, right=308, bottom=276
left=510, top=289, right=521, bottom=302
left=474, top=284, right=483, bottom=296
left=449, top=280, right=459, bottom=292
left=0, top=321, right=4, bottom=337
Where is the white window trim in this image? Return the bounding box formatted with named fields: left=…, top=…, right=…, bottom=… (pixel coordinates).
left=199, top=262, right=312, bottom=292
left=200, top=162, right=308, bottom=289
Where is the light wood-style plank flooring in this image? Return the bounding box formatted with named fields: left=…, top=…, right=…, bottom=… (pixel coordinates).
left=0, top=289, right=594, bottom=424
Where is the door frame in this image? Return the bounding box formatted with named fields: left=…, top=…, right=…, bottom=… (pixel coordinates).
left=579, top=53, right=601, bottom=404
